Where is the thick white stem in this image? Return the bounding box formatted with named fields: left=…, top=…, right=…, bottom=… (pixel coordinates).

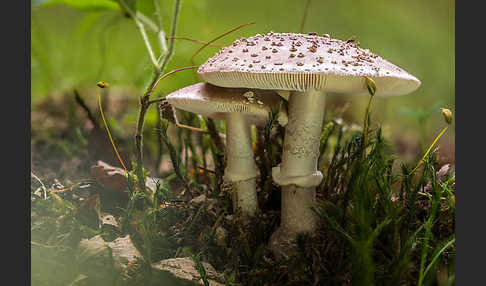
left=281, top=185, right=316, bottom=233
left=281, top=90, right=326, bottom=178
left=274, top=90, right=326, bottom=234
left=224, top=113, right=259, bottom=216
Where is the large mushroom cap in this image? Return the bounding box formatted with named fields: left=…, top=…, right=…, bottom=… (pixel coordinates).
left=166, top=82, right=287, bottom=126
left=198, top=32, right=421, bottom=96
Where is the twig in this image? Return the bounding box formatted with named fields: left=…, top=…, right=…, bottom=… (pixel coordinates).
left=150, top=65, right=199, bottom=93
left=133, top=0, right=182, bottom=192
left=136, top=12, right=159, bottom=33
left=31, top=171, right=47, bottom=200
left=137, top=20, right=160, bottom=71
left=116, top=0, right=160, bottom=71
left=157, top=0, right=181, bottom=71
left=73, top=89, right=100, bottom=130
left=153, top=0, right=163, bottom=29
left=197, top=166, right=215, bottom=174
left=176, top=123, right=220, bottom=136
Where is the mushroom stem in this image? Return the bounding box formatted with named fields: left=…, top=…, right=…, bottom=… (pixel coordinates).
left=272, top=90, right=326, bottom=235
left=281, top=90, right=326, bottom=179
left=224, top=113, right=259, bottom=217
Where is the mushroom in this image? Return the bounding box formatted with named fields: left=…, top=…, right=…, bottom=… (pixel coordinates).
left=166, top=82, right=288, bottom=218
left=197, top=32, right=421, bottom=253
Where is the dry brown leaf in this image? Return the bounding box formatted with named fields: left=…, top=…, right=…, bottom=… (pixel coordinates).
left=91, top=160, right=129, bottom=197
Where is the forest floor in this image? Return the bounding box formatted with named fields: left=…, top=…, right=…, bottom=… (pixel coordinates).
left=31, top=90, right=455, bottom=286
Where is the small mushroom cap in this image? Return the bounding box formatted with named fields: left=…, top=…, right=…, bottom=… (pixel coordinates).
left=166, top=82, right=288, bottom=126
left=198, top=32, right=421, bottom=96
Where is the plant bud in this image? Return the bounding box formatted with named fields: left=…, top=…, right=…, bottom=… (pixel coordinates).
left=440, top=108, right=453, bottom=124
left=365, top=76, right=376, bottom=96
left=97, top=81, right=109, bottom=88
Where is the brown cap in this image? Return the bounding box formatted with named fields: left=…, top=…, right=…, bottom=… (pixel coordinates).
left=166, top=82, right=288, bottom=126
left=198, top=32, right=421, bottom=96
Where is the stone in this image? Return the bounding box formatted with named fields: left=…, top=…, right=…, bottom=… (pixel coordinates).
left=151, top=257, right=224, bottom=286
left=76, top=234, right=142, bottom=282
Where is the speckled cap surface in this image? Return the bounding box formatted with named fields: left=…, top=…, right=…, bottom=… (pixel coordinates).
left=166, top=82, right=287, bottom=126
left=198, top=32, right=421, bottom=96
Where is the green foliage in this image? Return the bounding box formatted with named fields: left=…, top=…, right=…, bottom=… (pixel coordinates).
left=311, top=128, right=455, bottom=285
left=31, top=0, right=454, bottom=136
left=39, top=0, right=120, bottom=11
left=31, top=1, right=455, bottom=285
left=190, top=253, right=210, bottom=286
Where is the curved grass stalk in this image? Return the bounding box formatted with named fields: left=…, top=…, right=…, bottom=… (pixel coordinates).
left=98, top=88, right=128, bottom=172
left=410, top=125, right=449, bottom=175
left=423, top=237, right=455, bottom=279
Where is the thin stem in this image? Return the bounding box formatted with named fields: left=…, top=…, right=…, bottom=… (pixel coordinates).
left=190, top=21, right=256, bottom=67
left=153, top=0, right=163, bottom=28
left=423, top=237, right=455, bottom=278
left=175, top=123, right=213, bottom=135
left=152, top=0, right=168, bottom=61
left=137, top=20, right=160, bottom=71
left=299, top=0, right=311, bottom=33
left=136, top=12, right=159, bottom=33
left=132, top=0, right=182, bottom=191
left=74, top=89, right=100, bottom=130
left=167, top=36, right=222, bottom=47
left=363, top=76, right=376, bottom=157
left=410, top=125, right=449, bottom=175
left=157, top=0, right=181, bottom=71
left=135, top=72, right=161, bottom=192
left=151, top=65, right=199, bottom=93
left=157, top=30, right=168, bottom=59
left=116, top=0, right=160, bottom=72
left=363, top=92, right=375, bottom=154
left=98, top=89, right=128, bottom=172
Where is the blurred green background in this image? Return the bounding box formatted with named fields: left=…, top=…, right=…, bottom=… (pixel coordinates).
left=31, top=0, right=455, bottom=155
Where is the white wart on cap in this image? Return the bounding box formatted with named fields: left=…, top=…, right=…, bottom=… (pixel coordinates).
left=198, top=32, right=421, bottom=96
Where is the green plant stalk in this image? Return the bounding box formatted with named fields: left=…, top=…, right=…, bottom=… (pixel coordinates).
left=204, top=117, right=225, bottom=193
left=363, top=93, right=375, bottom=155
left=131, top=0, right=182, bottom=190
left=135, top=73, right=160, bottom=193
left=410, top=125, right=449, bottom=175
left=159, top=117, right=192, bottom=197
left=155, top=113, right=164, bottom=174
left=115, top=0, right=160, bottom=72
left=191, top=253, right=210, bottom=286
left=417, top=164, right=441, bottom=286
left=423, top=237, right=455, bottom=278
left=157, top=0, right=180, bottom=71
left=318, top=121, right=335, bottom=164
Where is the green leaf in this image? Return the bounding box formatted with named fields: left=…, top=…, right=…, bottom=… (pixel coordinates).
left=135, top=0, right=154, bottom=17
left=40, top=0, right=120, bottom=11
left=123, top=0, right=137, bottom=12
